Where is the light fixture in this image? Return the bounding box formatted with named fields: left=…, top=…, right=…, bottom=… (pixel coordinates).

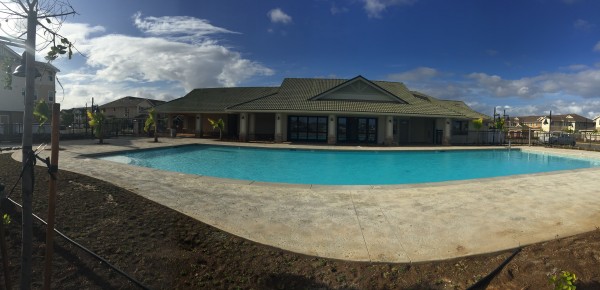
left=12, top=51, right=42, bottom=78
left=543, top=110, right=552, bottom=125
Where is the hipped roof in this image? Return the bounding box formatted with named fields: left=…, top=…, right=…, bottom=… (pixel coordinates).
left=155, top=76, right=488, bottom=119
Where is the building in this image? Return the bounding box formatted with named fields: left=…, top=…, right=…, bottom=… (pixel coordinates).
left=0, top=44, right=59, bottom=136
left=155, top=76, right=489, bottom=145
left=513, top=114, right=594, bottom=132
left=594, top=116, right=600, bottom=131
left=99, top=96, right=166, bottom=119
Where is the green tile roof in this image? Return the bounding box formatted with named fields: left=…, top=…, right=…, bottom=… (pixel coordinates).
left=154, top=87, right=279, bottom=113
left=228, top=77, right=466, bottom=117
left=411, top=91, right=491, bottom=120
left=155, top=76, right=487, bottom=119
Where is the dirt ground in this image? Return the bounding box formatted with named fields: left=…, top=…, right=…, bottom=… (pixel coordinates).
left=0, top=152, right=599, bottom=289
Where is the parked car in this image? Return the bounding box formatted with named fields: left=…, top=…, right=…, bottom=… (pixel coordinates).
left=541, top=131, right=576, bottom=146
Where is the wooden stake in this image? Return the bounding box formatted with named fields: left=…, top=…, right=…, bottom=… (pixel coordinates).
left=43, top=103, right=60, bottom=290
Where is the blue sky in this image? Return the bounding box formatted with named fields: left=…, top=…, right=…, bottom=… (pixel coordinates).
left=11, top=0, right=600, bottom=118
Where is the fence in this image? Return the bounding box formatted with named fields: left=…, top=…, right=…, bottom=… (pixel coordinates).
left=0, top=118, right=164, bottom=143
left=450, top=130, right=507, bottom=145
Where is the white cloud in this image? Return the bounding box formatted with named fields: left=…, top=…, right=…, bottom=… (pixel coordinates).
left=331, top=4, right=349, bottom=15
left=55, top=70, right=182, bottom=109
left=594, top=41, right=600, bottom=52
left=564, top=64, right=588, bottom=71
left=486, top=49, right=498, bottom=56
left=388, top=65, right=600, bottom=117
left=387, top=67, right=439, bottom=82
left=361, top=0, right=417, bottom=18
left=54, top=14, right=274, bottom=109
left=83, top=34, right=273, bottom=89
left=574, top=19, right=594, bottom=30
left=467, top=69, right=600, bottom=99
left=132, top=12, right=237, bottom=43
left=267, top=8, right=292, bottom=24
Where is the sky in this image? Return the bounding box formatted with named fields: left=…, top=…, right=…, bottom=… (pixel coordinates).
left=4, top=0, right=600, bottom=118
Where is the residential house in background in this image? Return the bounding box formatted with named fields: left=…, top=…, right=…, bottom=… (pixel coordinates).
left=0, top=43, right=59, bottom=137
left=512, top=114, right=594, bottom=132
left=155, top=76, right=490, bottom=145
left=594, top=115, right=600, bottom=131
left=98, top=96, right=166, bottom=136
left=99, top=96, right=166, bottom=119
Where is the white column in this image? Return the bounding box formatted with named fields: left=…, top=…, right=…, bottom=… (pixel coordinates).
left=274, top=113, right=283, bottom=143
left=328, top=114, right=336, bottom=144
left=385, top=115, right=394, bottom=145
left=239, top=113, right=248, bottom=142
left=443, top=118, right=452, bottom=145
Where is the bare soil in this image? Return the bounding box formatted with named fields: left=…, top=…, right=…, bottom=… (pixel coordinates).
left=0, top=152, right=599, bottom=289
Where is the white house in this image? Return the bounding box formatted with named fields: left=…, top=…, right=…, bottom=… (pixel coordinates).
left=0, top=43, right=59, bottom=135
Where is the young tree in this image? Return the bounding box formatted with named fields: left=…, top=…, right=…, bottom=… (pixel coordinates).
left=472, top=118, right=483, bottom=130
left=208, top=118, right=225, bottom=140
left=87, top=109, right=105, bottom=144
left=495, top=117, right=505, bottom=131
left=144, top=108, right=159, bottom=142
left=33, top=99, right=49, bottom=132
left=472, top=118, right=483, bottom=144
left=0, top=1, right=77, bottom=288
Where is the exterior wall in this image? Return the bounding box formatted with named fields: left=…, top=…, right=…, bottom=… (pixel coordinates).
left=0, top=62, right=56, bottom=124
left=103, top=105, right=138, bottom=119
left=574, top=120, right=595, bottom=132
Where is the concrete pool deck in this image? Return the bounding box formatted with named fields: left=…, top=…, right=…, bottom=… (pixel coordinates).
left=8, top=137, right=600, bottom=263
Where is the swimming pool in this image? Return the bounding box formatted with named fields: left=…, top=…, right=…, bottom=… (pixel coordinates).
left=97, top=145, right=600, bottom=185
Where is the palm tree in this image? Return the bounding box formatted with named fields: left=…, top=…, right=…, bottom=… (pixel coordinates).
left=87, top=109, right=105, bottom=144
left=144, top=108, right=159, bottom=142
left=208, top=118, right=225, bottom=140
left=472, top=118, right=483, bottom=144
left=33, top=100, right=50, bottom=133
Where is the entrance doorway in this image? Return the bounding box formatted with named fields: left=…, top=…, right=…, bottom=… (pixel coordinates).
left=337, top=117, right=377, bottom=143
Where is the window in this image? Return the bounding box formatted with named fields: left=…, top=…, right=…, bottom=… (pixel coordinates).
left=453, top=120, right=469, bottom=135
left=48, top=73, right=53, bottom=82
left=337, top=117, right=377, bottom=143
left=48, top=91, right=55, bottom=103
left=288, top=115, right=327, bottom=142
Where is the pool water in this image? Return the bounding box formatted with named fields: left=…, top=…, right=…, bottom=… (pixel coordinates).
left=98, top=145, right=600, bottom=185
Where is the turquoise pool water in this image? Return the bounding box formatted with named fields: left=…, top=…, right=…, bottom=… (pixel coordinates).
left=97, top=145, right=600, bottom=185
